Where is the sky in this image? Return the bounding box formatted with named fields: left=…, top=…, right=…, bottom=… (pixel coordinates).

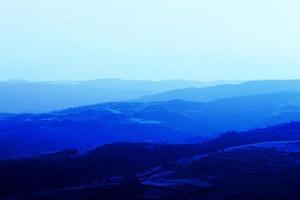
left=0, top=0, right=300, bottom=81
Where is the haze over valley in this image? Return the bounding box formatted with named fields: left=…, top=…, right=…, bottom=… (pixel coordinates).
left=2, top=0, right=300, bottom=199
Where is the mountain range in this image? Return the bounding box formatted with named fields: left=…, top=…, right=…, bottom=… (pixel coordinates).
left=1, top=91, right=300, bottom=158
left=139, top=79, right=300, bottom=102
left=0, top=79, right=237, bottom=113
left=2, top=79, right=300, bottom=199
left=2, top=79, right=300, bottom=114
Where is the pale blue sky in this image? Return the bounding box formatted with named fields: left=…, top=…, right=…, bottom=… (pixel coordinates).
left=0, top=0, right=300, bottom=81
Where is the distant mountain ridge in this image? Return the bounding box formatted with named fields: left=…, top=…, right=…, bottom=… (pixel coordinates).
left=139, top=79, right=300, bottom=102
left=3, top=79, right=300, bottom=113
left=0, top=79, right=238, bottom=113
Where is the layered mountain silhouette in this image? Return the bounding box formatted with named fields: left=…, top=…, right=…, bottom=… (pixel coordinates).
left=1, top=91, right=300, bottom=158
left=0, top=79, right=235, bottom=113
left=2, top=79, right=300, bottom=199
left=2, top=79, right=300, bottom=114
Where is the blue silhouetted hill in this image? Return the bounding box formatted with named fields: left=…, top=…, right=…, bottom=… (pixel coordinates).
left=1, top=91, right=300, bottom=158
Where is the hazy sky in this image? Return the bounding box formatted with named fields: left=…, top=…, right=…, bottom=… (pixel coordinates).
left=1, top=0, right=300, bottom=81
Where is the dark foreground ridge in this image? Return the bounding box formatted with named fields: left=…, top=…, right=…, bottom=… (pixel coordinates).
left=2, top=122, right=300, bottom=199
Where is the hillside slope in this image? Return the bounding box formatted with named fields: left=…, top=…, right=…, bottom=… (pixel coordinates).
left=1, top=92, right=300, bottom=158
left=2, top=122, right=300, bottom=199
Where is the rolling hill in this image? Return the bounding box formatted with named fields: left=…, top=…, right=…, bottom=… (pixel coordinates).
left=1, top=91, right=300, bottom=158
left=2, top=121, right=300, bottom=199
